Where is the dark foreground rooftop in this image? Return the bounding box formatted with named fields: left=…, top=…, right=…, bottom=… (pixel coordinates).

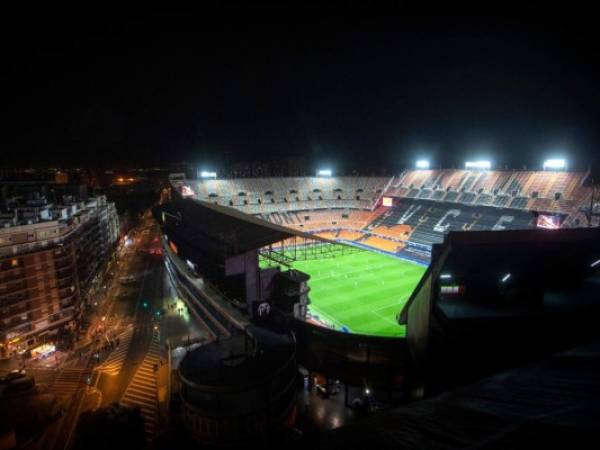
left=317, top=340, right=600, bottom=449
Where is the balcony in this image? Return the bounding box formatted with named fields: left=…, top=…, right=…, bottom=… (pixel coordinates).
left=0, top=322, right=33, bottom=335
left=0, top=261, right=75, bottom=287
left=1, top=315, right=32, bottom=331
left=58, top=286, right=77, bottom=299
left=0, top=279, right=28, bottom=296
left=0, top=235, right=76, bottom=259
left=0, top=290, right=30, bottom=305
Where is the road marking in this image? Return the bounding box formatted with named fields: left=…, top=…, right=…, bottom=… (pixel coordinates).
left=120, top=328, right=161, bottom=442
left=96, top=325, right=135, bottom=376
left=50, top=368, right=91, bottom=397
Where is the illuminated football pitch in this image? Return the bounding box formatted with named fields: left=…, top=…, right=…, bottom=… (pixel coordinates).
left=262, top=248, right=427, bottom=337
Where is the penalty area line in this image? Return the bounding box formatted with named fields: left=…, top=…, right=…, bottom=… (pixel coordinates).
left=370, top=294, right=410, bottom=326
left=308, top=304, right=349, bottom=331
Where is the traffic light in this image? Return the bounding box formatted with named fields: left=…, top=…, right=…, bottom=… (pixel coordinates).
left=143, top=301, right=148, bottom=308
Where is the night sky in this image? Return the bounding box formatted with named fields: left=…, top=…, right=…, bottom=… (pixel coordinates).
left=4, top=5, right=600, bottom=172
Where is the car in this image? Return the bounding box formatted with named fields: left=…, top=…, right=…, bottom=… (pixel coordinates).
left=0, top=369, right=26, bottom=383
left=315, top=384, right=329, bottom=398
left=119, top=275, right=136, bottom=285
left=3, top=376, right=35, bottom=393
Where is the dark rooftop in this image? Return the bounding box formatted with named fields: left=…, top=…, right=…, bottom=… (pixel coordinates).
left=157, top=195, right=332, bottom=258
left=318, top=340, right=600, bottom=449
left=178, top=326, right=294, bottom=390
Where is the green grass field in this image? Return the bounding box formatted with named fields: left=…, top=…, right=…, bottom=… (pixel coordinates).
left=263, top=248, right=426, bottom=337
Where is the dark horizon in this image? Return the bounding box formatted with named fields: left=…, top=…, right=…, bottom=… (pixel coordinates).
left=4, top=6, right=600, bottom=172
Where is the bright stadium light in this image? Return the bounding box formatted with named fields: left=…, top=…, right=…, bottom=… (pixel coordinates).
left=543, top=159, right=566, bottom=170
left=200, top=171, right=217, bottom=179
left=317, top=169, right=332, bottom=177
left=465, top=160, right=491, bottom=170
left=416, top=160, right=430, bottom=169
left=501, top=273, right=511, bottom=283
left=440, top=273, right=452, bottom=280
left=591, top=259, right=600, bottom=268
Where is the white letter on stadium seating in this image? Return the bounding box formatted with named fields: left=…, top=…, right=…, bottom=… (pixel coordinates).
left=492, top=215, right=514, bottom=230
left=434, top=209, right=461, bottom=232
left=398, top=205, right=421, bottom=224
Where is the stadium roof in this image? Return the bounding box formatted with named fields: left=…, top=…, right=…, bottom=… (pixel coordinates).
left=158, top=197, right=332, bottom=257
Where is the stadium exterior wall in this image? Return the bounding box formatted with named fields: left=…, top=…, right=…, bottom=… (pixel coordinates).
left=156, top=195, right=414, bottom=391
left=278, top=313, right=410, bottom=389
left=163, top=231, right=413, bottom=390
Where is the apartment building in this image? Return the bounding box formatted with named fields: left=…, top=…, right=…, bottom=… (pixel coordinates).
left=0, top=194, right=119, bottom=359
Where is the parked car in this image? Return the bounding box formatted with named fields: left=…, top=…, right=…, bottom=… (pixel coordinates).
left=0, top=369, right=26, bottom=383
left=315, top=384, right=329, bottom=398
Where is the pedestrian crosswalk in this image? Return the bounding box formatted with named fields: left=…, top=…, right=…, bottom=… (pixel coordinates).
left=96, top=325, right=134, bottom=376
left=120, top=328, right=161, bottom=441
left=51, top=368, right=91, bottom=398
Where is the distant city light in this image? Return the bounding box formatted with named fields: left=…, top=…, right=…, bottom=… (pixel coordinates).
left=591, top=259, right=600, bottom=268
left=317, top=169, right=332, bottom=177
left=543, top=159, right=566, bottom=170
left=416, top=160, right=430, bottom=169
left=465, top=160, right=491, bottom=170
left=440, top=273, right=452, bottom=279
left=501, top=273, right=511, bottom=283
left=200, top=171, right=217, bottom=179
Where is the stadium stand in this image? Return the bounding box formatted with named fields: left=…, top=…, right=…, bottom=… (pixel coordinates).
left=172, top=168, right=593, bottom=258
left=337, top=230, right=366, bottom=241
left=314, top=230, right=338, bottom=240
left=360, top=236, right=405, bottom=253
left=368, top=224, right=412, bottom=240
left=189, top=176, right=389, bottom=213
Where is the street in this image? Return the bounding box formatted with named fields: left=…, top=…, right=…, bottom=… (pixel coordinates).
left=5, top=211, right=207, bottom=449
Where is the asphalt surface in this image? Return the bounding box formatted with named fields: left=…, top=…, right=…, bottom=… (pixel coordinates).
left=18, top=211, right=208, bottom=449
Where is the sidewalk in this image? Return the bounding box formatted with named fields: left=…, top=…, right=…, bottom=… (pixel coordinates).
left=80, top=386, right=103, bottom=413
left=155, top=266, right=208, bottom=433
left=156, top=349, right=170, bottom=431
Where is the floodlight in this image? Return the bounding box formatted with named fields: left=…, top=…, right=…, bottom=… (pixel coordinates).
left=317, top=169, right=332, bottom=177
left=501, top=273, right=511, bottom=283
left=543, top=159, right=566, bottom=170
left=200, top=171, right=217, bottom=179
left=591, top=259, right=600, bottom=268
left=440, top=273, right=452, bottom=279
left=465, top=161, right=491, bottom=170
left=416, top=160, right=430, bottom=169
